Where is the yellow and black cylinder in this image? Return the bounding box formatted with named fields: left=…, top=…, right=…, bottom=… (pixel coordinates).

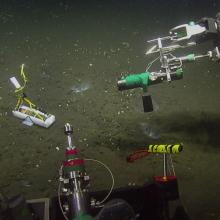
left=147, top=144, right=183, bottom=154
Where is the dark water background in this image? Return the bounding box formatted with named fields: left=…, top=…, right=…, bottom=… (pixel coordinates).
left=0, top=0, right=220, bottom=219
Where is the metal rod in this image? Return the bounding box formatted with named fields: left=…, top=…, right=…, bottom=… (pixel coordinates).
left=163, top=153, right=168, bottom=177
left=67, top=135, right=74, bottom=149
left=194, top=54, right=210, bottom=59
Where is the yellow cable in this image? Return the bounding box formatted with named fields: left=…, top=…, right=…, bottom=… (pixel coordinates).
left=14, top=64, right=38, bottom=111
left=24, top=97, right=35, bottom=109
left=13, top=65, right=46, bottom=122
left=20, top=64, right=28, bottom=85
left=15, top=98, right=23, bottom=110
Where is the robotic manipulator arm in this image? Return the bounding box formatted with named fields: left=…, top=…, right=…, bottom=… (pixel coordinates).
left=117, top=12, right=220, bottom=112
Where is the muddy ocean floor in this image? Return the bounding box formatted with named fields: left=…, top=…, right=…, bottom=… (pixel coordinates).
left=0, top=1, right=220, bottom=220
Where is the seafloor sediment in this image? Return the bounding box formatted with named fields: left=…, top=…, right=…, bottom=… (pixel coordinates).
left=0, top=1, right=220, bottom=220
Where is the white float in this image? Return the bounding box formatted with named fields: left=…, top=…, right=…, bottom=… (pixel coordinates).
left=12, top=105, right=55, bottom=128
